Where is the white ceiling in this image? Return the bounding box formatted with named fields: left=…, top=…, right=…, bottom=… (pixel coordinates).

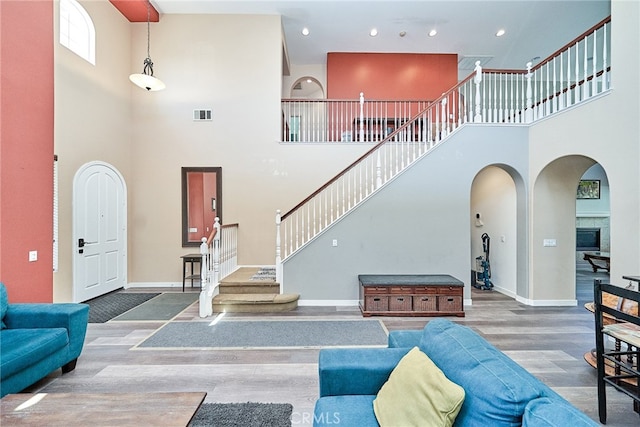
left=152, top=0, right=610, bottom=74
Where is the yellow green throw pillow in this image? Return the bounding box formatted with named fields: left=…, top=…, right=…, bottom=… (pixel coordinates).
left=373, top=346, right=465, bottom=427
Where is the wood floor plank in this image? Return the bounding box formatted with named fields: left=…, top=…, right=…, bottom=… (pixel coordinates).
left=17, top=263, right=640, bottom=426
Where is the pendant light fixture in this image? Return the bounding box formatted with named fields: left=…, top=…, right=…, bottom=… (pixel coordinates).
left=129, top=0, right=165, bottom=91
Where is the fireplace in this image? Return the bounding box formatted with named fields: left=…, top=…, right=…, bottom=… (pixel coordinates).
left=576, top=228, right=600, bottom=251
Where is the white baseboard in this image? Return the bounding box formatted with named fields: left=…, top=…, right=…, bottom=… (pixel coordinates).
left=515, top=295, right=577, bottom=307
left=298, top=299, right=359, bottom=307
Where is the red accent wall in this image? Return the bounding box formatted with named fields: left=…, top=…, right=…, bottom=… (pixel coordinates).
left=327, top=52, right=458, bottom=100
left=0, top=0, right=54, bottom=302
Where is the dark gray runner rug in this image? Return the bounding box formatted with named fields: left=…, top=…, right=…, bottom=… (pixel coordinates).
left=86, top=291, right=160, bottom=323
left=113, top=292, right=199, bottom=321
left=138, top=320, right=388, bottom=348
left=189, top=403, right=292, bottom=427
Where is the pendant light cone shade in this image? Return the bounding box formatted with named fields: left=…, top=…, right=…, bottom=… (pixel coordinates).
left=130, top=0, right=164, bottom=91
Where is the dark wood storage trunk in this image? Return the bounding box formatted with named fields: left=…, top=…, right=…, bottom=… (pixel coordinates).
left=359, top=274, right=464, bottom=317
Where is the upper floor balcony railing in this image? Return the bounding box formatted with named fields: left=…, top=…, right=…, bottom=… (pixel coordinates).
left=281, top=16, right=610, bottom=145
left=281, top=98, right=433, bottom=143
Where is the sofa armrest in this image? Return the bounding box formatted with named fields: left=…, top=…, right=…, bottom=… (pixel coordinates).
left=388, top=330, right=422, bottom=348
left=319, top=347, right=410, bottom=397
left=5, top=303, right=90, bottom=357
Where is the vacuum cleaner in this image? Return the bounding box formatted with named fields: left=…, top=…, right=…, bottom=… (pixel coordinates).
left=474, top=233, right=494, bottom=290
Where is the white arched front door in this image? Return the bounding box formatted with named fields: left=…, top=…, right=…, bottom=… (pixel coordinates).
left=73, top=162, right=127, bottom=302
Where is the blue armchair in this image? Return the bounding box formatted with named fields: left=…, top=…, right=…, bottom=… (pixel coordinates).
left=0, top=283, right=90, bottom=397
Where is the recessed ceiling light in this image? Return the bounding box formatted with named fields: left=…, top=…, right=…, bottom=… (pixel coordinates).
left=302, top=27, right=310, bottom=36
left=428, top=29, right=437, bottom=37
left=496, top=29, right=506, bottom=37
left=370, top=28, right=378, bottom=37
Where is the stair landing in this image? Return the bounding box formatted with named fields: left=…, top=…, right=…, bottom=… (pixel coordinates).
left=213, top=267, right=299, bottom=313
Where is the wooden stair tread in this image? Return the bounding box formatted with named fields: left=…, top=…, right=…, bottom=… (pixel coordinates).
left=213, top=293, right=299, bottom=304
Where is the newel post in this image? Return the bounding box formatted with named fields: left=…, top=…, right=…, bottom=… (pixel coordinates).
left=212, top=217, right=221, bottom=289
left=359, top=92, right=365, bottom=142
left=525, top=61, right=534, bottom=123
left=473, top=61, right=483, bottom=123
left=275, top=210, right=283, bottom=290
left=198, top=237, right=210, bottom=318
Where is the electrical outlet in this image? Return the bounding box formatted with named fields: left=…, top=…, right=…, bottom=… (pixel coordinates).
left=29, top=250, right=38, bottom=262
left=332, top=239, right=338, bottom=247
left=543, top=239, right=557, bottom=247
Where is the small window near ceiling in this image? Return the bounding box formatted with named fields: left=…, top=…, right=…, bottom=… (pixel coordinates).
left=59, top=0, right=96, bottom=65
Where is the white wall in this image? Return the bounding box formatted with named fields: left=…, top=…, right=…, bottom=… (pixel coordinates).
left=127, top=14, right=373, bottom=285
left=54, top=0, right=132, bottom=301
left=283, top=126, right=529, bottom=303
left=528, top=0, right=639, bottom=299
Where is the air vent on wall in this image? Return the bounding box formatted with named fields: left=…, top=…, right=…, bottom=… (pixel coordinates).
left=193, top=109, right=212, bottom=121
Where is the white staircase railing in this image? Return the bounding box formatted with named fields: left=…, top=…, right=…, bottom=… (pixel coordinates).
left=275, top=17, right=611, bottom=284
left=199, top=218, right=239, bottom=317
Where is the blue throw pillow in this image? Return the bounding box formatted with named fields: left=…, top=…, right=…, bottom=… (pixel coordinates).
left=0, top=282, right=8, bottom=329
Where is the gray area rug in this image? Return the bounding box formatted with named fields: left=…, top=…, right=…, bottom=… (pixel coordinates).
left=138, top=319, right=388, bottom=348
left=113, top=292, right=199, bottom=321
left=189, top=402, right=292, bottom=427
left=87, top=292, right=160, bottom=323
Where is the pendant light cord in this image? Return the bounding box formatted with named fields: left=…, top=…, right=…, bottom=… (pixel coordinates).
left=146, top=0, right=151, bottom=59
left=143, top=0, right=154, bottom=77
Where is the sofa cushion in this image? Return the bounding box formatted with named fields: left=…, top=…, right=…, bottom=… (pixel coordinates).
left=523, top=397, right=598, bottom=426
left=0, top=283, right=7, bottom=329
left=314, top=395, right=379, bottom=427
left=420, top=318, right=546, bottom=427
left=0, top=328, right=69, bottom=379
left=374, top=347, right=465, bottom=427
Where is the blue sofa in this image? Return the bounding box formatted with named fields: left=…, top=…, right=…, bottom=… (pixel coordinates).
left=0, top=283, right=90, bottom=397
left=314, top=318, right=598, bottom=426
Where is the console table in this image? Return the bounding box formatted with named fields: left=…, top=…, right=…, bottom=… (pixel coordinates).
left=358, top=274, right=464, bottom=317
left=181, top=253, right=202, bottom=292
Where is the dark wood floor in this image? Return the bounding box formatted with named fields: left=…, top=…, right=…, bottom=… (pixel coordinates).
left=24, top=263, right=639, bottom=426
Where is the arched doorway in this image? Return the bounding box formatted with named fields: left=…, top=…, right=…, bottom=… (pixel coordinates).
left=470, top=164, right=527, bottom=301
left=289, top=76, right=324, bottom=99
left=530, top=155, right=606, bottom=304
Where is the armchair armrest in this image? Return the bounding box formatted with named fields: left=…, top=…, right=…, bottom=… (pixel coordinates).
left=319, top=347, right=410, bottom=397
left=5, top=303, right=90, bottom=356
